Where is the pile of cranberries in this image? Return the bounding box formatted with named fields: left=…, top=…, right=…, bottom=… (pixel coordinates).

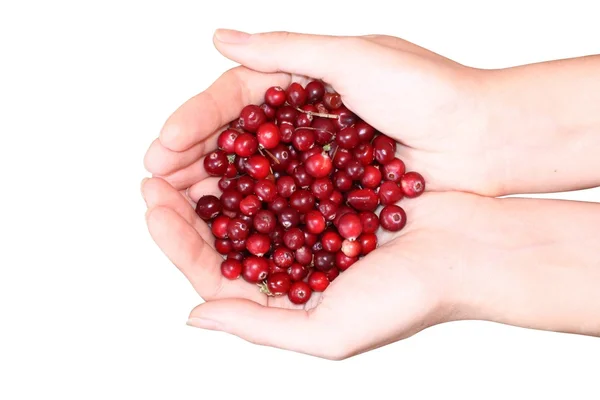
left=195, top=80, right=425, bottom=305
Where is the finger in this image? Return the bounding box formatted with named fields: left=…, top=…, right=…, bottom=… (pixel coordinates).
left=142, top=177, right=214, bottom=247
left=362, top=35, right=453, bottom=64
left=159, top=66, right=290, bottom=152
left=156, top=153, right=209, bottom=191
left=187, top=177, right=220, bottom=203
left=146, top=206, right=263, bottom=302
left=187, top=298, right=345, bottom=359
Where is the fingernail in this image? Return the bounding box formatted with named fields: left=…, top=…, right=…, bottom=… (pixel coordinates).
left=186, top=317, right=221, bottom=331
left=214, top=29, right=251, bottom=44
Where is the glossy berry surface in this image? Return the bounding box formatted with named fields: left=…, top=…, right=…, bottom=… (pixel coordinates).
left=288, top=281, right=312, bottom=304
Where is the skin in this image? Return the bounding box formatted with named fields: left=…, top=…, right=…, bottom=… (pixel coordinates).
left=142, top=30, right=600, bottom=360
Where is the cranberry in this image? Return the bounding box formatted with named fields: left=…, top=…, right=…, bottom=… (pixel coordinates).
left=230, top=239, right=247, bottom=252
left=269, top=144, right=291, bottom=172
left=220, top=189, right=243, bottom=211
left=237, top=213, right=253, bottom=227
left=229, top=118, right=244, bottom=130
left=267, top=272, right=292, bottom=295
left=330, top=190, right=344, bottom=205
left=292, top=129, right=315, bottom=152
left=335, top=252, right=358, bottom=271
left=215, top=239, right=233, bottom=255
left=353, top=142, right=374, bottom=166
left=227, top=251, right=244, bottom=262
left=358, top=233, right=377, bottom=255
left=361, top=165, right=382, bottom=189
left=245, top=154, right=270, bottom=179
left=310, top=178, right=334, bottom=200
left=294, top=246, right=313, bottom=265
left=252, top=209, right=276, bottom=234
left=400, top=171, right=426, bottom=198
left=268, top=197, right=288, bottom=214
left=382, top=158, right=406, bottom=183
left=355, top=121, right=375, bottom=143
left=359, top=211, right=380, bottom=234
left=345, top=159, right=365, bottom=181
left=254, top=179, right=277, bottom=202
left=325, top=267, right=339, bottom=282
left=323, top=92, right=342, bottom=110
left=225, top=164, right=237, bottom=178
left=278, top=207, right=300, bottom=229
left=204, top=150, right=229, bottom=176
left=279, top=122, right=294, bottom=143
left=304, top=231, right=318, bottom=247
left=234, top=133, right=259, bottom=157
left=239, top=105, right=266, bottom=133
left=286, top=82, right=307, bottom=107
left=288, top=281, right=312, bottom=304
left=296, top=104, right=316, bottom=127
left=321, top=230, right=342, bottom=253
left=226, top=217, right=250, bottom=240
left=273, top=247, right=294, bottom=268
left=373, top=134, right=396, bottom=164
left=269, top=225, right=285, bottom=247
left=276, top=106, right=298, bottom=124
left=289, top=189, right=315, bottom=213
left=221, top=259, right=242, bottom=280
left=337, top=213, right=362, bottom=240
left=239, top=194, right=261, bottom=216
left=305, top=81, right=325, bottom=104
left=378, top=181, right=403, bottom=205
left=288, top=263, right=308, bottom=281
left=305, top=210, right=326, bottom=234
left=333, top=205, right=355, bottom=227
left=242, top=256, right=269, bottom=283
left=346, top=188, right=379, bottom=212
left=269, top=259, right=287, bottom=274
left=222, top=209, right=237, bottom=219
left=380, top=204, right=407, bottom=232
left=211, top=215, right=230, bottom=239
left=260, top=103, right=276, bottom=120
left=236, top=175, right=255, bottom=196
left=217, top=129, right=239, bottom=153
left=256, top=122, right=281, bottom=149
left=331, top=106, right=357, bottom=130
left=246, top=233, right=270, bottom=256
left=341, top=239, right=361, bottom=257
left=283, top=227, right=305, bottom=250
left=313, top=250, right=335, bottom=271
left=218, top=177, right=235, bottom=191
left=285, top=159, right=301, bottom=175
left=308, top=271, right=330, bottom=292
left=333, top=170, right=353, bottom=192
left=233, top=155, right=248, bottom=174
left=317, top=199, right=338, bottom=221
left=292, top=165, right=314, bottom=188
left=195, top=195, right=222, bottom=220
left=265, top=86, right=286, bottom=107
left=276, top=175, right=297, bottom=198
left=312, top=118, right=336, bottom=145
left=333, top=148, right=352, bottom=169
left=336, top=126, right=359, bottom=149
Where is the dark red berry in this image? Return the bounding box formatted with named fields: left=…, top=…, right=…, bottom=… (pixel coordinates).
left=204, top=150, right=229, bottom=176
left=312, top=118, right=336, bottom=145
left=253, top=209, right=276, bottom=233
left=273, top=247, right=294, bottom=268
left=336, top=126, right=359, bottom=149
left=321, top=230, right=342, bottom=252
left=278, top=207, right=300, bottom=229
left=211, top=215, right=230, bottom=239
left=283, top=227, right=305, bottom=250
left=289, top=189, right=315, bottom=213
left=268, top=197, right=288, bottom=214
left=359, top=211, right=380, bottom=234
left=313, top=250, right=335, bottom=271
left=220, top=189, right=243, bottom=211
left=267, top=272, right=292, bottom=295
left=353, top=142, right=374, bottom=166
left=333, top=148, right=352, bottom=169
left=276, top=106, right=298, bottom=124
left=306, top=81, right=325, bottom=104
left=373, top=135, right=396, bottom=164
left=345, top=159, right=365, bottom=180
left=323, top=92, right=342, bottom=110
left=254, top=179, right=277, bottom=202
left=288, top=263, right=308, bottom=281
left=296, top=104, right=316, bottom=128
left=337, top=213, right=363, bottom=240
left=195, top=195, right=222, bottom=220
left=310, top=178, right=334, bottom=200
left=382, top=158, right=406, bottom=183
left=325, top=266, right=339, bottom=282
left=234, top=133, right=259, bottom=157
left=292, top=165, right=314, bottom=188
left=308, top=271, right=330, bottom=292
left=317, top=199, right=338, bottom=221
left=239, top=105, right=266, bottom=133
left=380, top=204, right=407, bottom=232
left=346, top=188, right=379, bottom=212
left=269, top=225, right=285, bottom=247
left=286, top=82, right=307, bottom=107
left=230, top=239, right=247, bottom=252
left=246, top=233, right=270, bottom=256
left=355, top=121, right=375, bottom=143
left=330, top=190, right=344, bottom=205
left=242, top=256, right=269, bottom=283
left=335, top=252, right=358, bottom=271
left=265, top=86, right=286, bottom=107
left=331, top=106, right=357, bottom=130
left=276, top=175, right=297, bottom=198
left=333, top=170, right=353, bottom=192
left=260, top=103, right=276, bottom=120
left=294, top=246, right=313, bottom=265
left=361, top=165, right=382, bottom=189
left=400, top=171, right=426, bottom=198
left=218, top=177, right=235, bottom=191
left=292, top=129, right=315, bottom=152
left=305, top=210, right=326, bottom=234
left=225, top=163, right=237, bottom=178
left=221, top=259, right=242, bottom=280
left=227, top=251, right=244, bottom=262
left=215, top=239, right=233, bottom=255
left=358, top=233, right=377, bottom=255
left=288, top=281, right=312, bottom=304
left=378, top=181, right=403, bottom=205
left=227, top=217, right=250, bottom=240
left=236, top=175, right=255, bottom=196
left=217, top=129, right=239, bottom=153
left=245, top=155, right=270, bottom=179
left=239, top=194, right=262, bottom=216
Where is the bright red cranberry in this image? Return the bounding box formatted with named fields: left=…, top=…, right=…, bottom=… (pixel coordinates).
left=279, top=122, right=294, bottom=143
left=308, top=271, right=330, bottom=291
left=373, top=134, right=397, bottom=164
left=215, top=239, right=233, bottom=255
left=359, top=211, right=380, bottom=234
left=317, top=199, right=338, bottom=221
left=355, top=121, right=375, bottom=143
left=276, top=175, right=297, bottom=198
left=292, top=129, right=315, bottom=152
left=267, top=272, right=292, bottom=295
left=236, top=175, right=254, bottom=196
left=204, top=150, right=229, bottom=176
left=242, top=256, right=269, bottom=283
left=299, top=146, right=321, bottom=164
left=265, top=86, right=286, bottom=107
left=305, top=210, right=326, bottom=234
left=286, top=82, right=307, bottom=107
left=379, top=181, right=403, bottom=205
left=218, top=177, right=235, bottom=191
left=195, top=195, right=222, bottom=220
left=239, top=105, right=266, bottom=133
left=289, top=189, right=315, bottom=213
left=331, top=106, right=357, bottom=130
left=333, top=170, right=353, bottom=192
left=288, top=281, right=312, bottom=304
left=211, top=215, right=230, bottom=239
left=346, top=188, right=379, bottom=212
left=254, top=179, right=277, bottom=202
left=245, top=154, right=270, bottom=179
left=296, top=104, right=316, bottom=127
left=333, top=148, right=352, bottom=169
left=220, top=189, right=243, bottom=211
left=234, top=155, right=248, bottom=174
left=255, top=122, right=281, bottom=149
left=230, top=239, right=247, bottom=252
left=253, top=209, right=276, bottom=234
left=283, top=227, right=305, bottom=250
left=380, top=204, right=407, bottom=232
left=246, top=233, right=270, bottom=256
left=312, top=118, right=336, bottom=145
left=336, top=252, right=358, bottom=271
left=260, top=103, right=276, bottom=120
left=313, top=250, right=335, bottom=271
left=304, top=152, right=333, bottom=179
left=336, top=126, right=359, bottom=149
left=345, top=159, right=365, bottom=181
left=288, top=263, right=308, bottom=281
left=382, top=158, right=406, bottom=183
left=234, top=133, right=259, bottom=157
left=225, top=164, right=237, bottom=178
left=325, top=266, right=339, bottom=282
left=273, top=247, right=294, bottom=268
left=294, top=246, right=313, bottom=266
left=333, top=205, right=354, bottom=226
left=278, top=207, right=300, bottom=229
left=330, top=190, right=343, bottom=205
left=269, top=225, right=285, bottom=247
left=323, top=92, right=342, bottom=110
left=276, top=106, right=298, bottom=124
left=292, top=165, right=314, bottom=188
left=310, top=178, right=334, bottom=200
left=269, top=258, right=287, bottom=274
left=227, top=218, right=250, bottom=240
left=341, top=239, right=361, bottom=257
left=239, top=195, right=262, bottom=216
left=353, top=142, right=374, bottom=166
left=400, top=171, right=426, bottom=198
left=217, top=129, right=239, bottom=153
left=321, top=230, right=342, bottom=252
left=337, top=213, right=363, bottom=240
left=358, top=233, right=377, bottom=255
left=227, top=251, right=244, bottom=262
left=268, top=197, right=288, bottom=214
left=361, top=165, right=382, bottom=189
left=305, top=81, right=325, bottom=104
left=221, top=259, right=242, bottom=280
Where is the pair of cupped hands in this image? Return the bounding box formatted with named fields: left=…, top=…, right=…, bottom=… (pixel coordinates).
left=142, top=30, right=585, bottom=359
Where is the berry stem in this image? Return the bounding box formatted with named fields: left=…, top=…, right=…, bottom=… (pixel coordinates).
left=294, top=106, right=339, bottom=120
left=258, top=281, right=274, bottom=296
left=259, top=147, right=280, bottom=164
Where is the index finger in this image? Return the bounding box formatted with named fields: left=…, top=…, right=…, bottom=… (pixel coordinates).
left=158, top=66, right=291, bottom=153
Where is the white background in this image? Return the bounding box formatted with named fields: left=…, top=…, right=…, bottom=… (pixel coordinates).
left=1, top=1, right=599, bottom=399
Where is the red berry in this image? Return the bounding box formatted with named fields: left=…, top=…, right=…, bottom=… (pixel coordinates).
left=278, top=207, right=300, bottom=229
left=286, top=82, right=307, bottom=107
left=221, top=259, right=242, bottom=280
left=234, top=133, right=259, bottom=157
left=305, top=81, right=325, bottom=104
left=268, top=197, right=288, bottom=214
left=359, top=211, right=380, bottom=234
left=379, top=181, right=403, bottom=205
left=346, top=188, right=379, bottom=212
left=373, top=135, right=396, bottom=164
left=313, top=250, right=335, bottom=271
left=325, top=267, right=339, bottom=282
left=204, top=150, right=229, bottom=176
left=283, top=227, right=305, bottom=250
left=227, top=218, right=250, bottom=240
left=292, top=129, right=315, bottom=152
left=254, top=179, right=277, bottom=202
left=361, top=165, right=382, bottom=189
left=245, top=154, right=270, bottom=179
left=269, top=144, right=291, bottom=172
left=312, top=118, right=336, bottom=145
left=260, top=103, right=276, bottom=120
left=353, top=142, right=374, bottom=166
left=256, top=122, right=281, bottom=149
left=273, top=247, right=294, bottom=268
left=288, top=281, right=312, bottom=304
left=269, top=225, right=285, bottom=247
left=322, top=230, right=342, bottom=252
left=355, top=121, right=375, bottom=143
left=380, top=204, right=407, bottom=232
left=317, top=199, right=338, bottom=222
left=330, top=190, right=344, bottom=205
left=294, top=246, right=313, bottom=266
left=332, top=148, right=352, bottom=169
left=400, top=171, right=426, bottom=198
left=267, top=272, right=292, bottom=295
left=217, top=129, right=239, bottom=153
left=239, top=194, right=262, bottom=216
left=276, top=106, right=298, bottom=124
left=239, top=105, right=266, bottom=133
left=211, top=215, right=230, bottom=238
left=345, top=159, right=365, bottom=181
left=276, top=175, right=297, bottom=198
left=246, top=233, right=271, bottom=256
left=331, top=106, right=357, bottom=130
left=323, top=92, right=342, bottom=110
left=265, top=86, right=286, bottom=107
left=195, top=195, right=222, bottom=220
left=289, top=189, right=315, bottom=213
left=336, top=126, right=359, bottom=149
left=218, top=177, right=235, bottom=191
left=337, top=213, right=363, bottom=240
left=333, top=170, right=353, bottom=192
left=215, top=239, right=233, bottom=255
left=220, top=189, right=243, bottom=211
left=305, top=152, right=333, bottom=178
left=288, top=263, right=308, bottom=281
left=310, top=178, right=334, bottom=200
left=242, top=256, right=269, bottom=283
left=305, top=210, right=326, bottom=234
left=296, top=104, right=316, bottom=127
left=358, top=233, right=378, bottom=255
left=292, top=165, right=314, bottom=188
left=225, top=163, right=237, bottom=178
left=382, top=158, right=406, bottom=183
left=308, top=271, right=330, bottom=292
left=230, top=239, right=246, bottom=252
left=236, top=175, right=254, bottom=196
left=341, top=239, right=362, bottom=257
left=335, top=252, right=358, bottom=271
left=227, top=251, right=244, bottom=261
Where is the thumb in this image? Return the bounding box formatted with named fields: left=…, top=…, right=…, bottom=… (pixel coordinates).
left=212, top=29, right=384, bottom=88
left=186, top=298, right=344, bottom=359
